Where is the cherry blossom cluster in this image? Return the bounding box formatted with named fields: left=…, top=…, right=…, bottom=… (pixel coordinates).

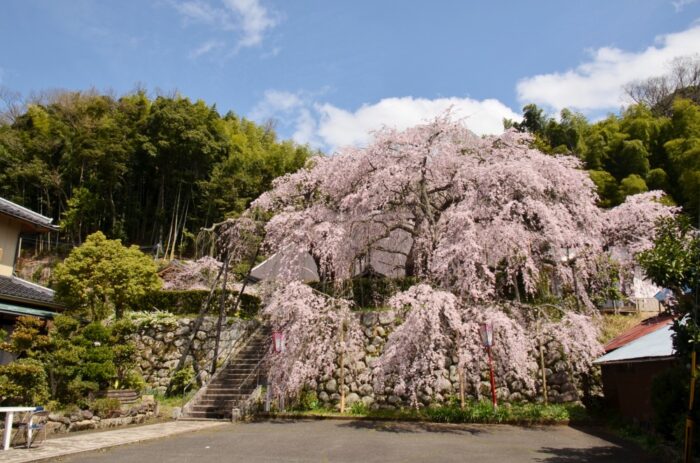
left=161, top=256, right=222, bottom=291
left=251, top=114, right=675, bottom=303
left=374, top=285, right=596, bottom=405
left=262, top=281, right=364, bottom=397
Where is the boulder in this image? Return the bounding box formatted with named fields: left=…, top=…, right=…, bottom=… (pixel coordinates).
left=325, top=379, right=338, bottom=393
left=345, top=393, right=361, bottom=406
left=378, top=310, right=395, bottom=325
left=70, top=420, right=96, bottom=432
left=359, top=384, right=374, bottom=396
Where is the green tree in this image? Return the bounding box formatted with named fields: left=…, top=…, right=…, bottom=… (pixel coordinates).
left=589, top=170, right=620, bottom=207
left=619, top=173, right=648, bottom=197
left=638, top=216, right=700, bottom=358
left=53, top=231, right=161, bottom=320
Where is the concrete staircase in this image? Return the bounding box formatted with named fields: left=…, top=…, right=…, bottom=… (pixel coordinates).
left=182, top=329, right=269, bottom=420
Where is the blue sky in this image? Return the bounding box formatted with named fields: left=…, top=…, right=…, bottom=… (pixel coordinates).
left=1, top=0, right=700, bottom=152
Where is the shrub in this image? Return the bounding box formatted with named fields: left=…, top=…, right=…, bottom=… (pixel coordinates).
left=350, top=400, right=368, bottom=415
left=121, top=371, right=146, bottom=391
left=138, top=290, right=261, bottom=319
left=90, top=397, right=122, bottom=417
left=0, top=358, right=49, bottom=405
left=292, top=390, right=319, bottom=411
left=168, top=365, right=195, bottom=396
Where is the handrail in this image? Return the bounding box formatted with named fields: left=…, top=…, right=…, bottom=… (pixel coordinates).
left=235, top=353, right=268, bottom=395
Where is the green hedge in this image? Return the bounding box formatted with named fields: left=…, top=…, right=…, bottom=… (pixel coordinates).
left=310, top=277, right=418, bottom=309
left=138, top=290, right=261, bottom=319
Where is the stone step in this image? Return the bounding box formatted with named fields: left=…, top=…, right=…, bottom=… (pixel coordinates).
left=204, top=387, right=255, bottom=398
left=182, top=412, right=231, bottom=421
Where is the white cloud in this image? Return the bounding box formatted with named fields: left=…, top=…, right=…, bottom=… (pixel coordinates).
left=172, top=0, right=279, bottom=53
left=224, top=0, right=279, bottom=49
left=189, top=39, right=225, bottom=58
left=673, top=0, right=697, bottom=12
left=249, top=91, right=520, bottom=152
left=516, top=23, right=700, bottom=113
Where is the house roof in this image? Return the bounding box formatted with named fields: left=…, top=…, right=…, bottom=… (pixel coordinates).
left=0, top=301, right=56, bottom=319
left=0, top=197, right=58, bottom=232
left=0, top=275, right=61, bottom=309
left=594, top=324, right=674, bottom=365
left=604, top=313, right=674, bottom=353
left=249, top=252, right=320, bottom=283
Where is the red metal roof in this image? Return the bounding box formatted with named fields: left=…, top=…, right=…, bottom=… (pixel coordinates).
left=604, top=313, right=674, bottom=353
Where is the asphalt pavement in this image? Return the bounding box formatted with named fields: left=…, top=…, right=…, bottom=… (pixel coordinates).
left=50, top=418, right=660, bottom=463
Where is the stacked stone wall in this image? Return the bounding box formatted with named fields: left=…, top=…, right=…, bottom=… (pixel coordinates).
left=131, top=316, right=256, bottom=394
left=316, top=310, right=586, bottom=409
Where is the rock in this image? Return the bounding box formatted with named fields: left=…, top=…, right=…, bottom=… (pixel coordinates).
left=326, top=379, right=338, bottom=393
left=436, top=377, right=452, bottom=394
left=559, top=391, right=578, bottom=402
left=362, top=313, right=378, bottom=327
left=330, top=393, right=341, bottom=402
left=70, top=420, right=96, bottom=432
left=359, top=384, right=373, bottom=396
left=69, top=413, right=81, bottom=423
left=553, top=361, right=568, bottom=373
left=355, top=360, right=366, bottom=371
left=81, top=410, right=93, bottom=420
left=48, top=413, right=63, bottom=423
left=366, top=345, right=377, bottom=354
left=509, top=392, right=523, bottom=402
left=378, top=310, right=395, bottom=325
left=374, top=326, right=386, bottom=337
left=387, top=395, right=400, bottom=404
left=45, top=421, right=66, bottom=434
left=361, top=396, right=374, bottom=407
left=371, top=336, right=383, bottom=346
left=345, top=393, right=361, bottom=406
left=318, top=391, right=330, bottom=402
left=364, top=356, right=378, bottom=368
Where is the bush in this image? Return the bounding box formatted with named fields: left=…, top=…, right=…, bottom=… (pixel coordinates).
left=121, top=371, right=146, bottom=391
left=90, top=397, right=122, bottom=417
left=138, top=290, right=261, bottom=319
left=0, top=358, right=49, bottom=405
left=291, top=390, right=319, bottom=411
left=168, top=365, right=195, bottom=396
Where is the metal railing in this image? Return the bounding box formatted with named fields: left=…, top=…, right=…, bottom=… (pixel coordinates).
left=180, top=324, right=263, bottom=412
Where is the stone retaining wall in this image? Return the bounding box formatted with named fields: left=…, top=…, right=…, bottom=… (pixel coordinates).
left=131, top=316, right=256, bottom=394
left=316, top=310, right=585, bottom=410
left=44, top=401, right=159, bottom=435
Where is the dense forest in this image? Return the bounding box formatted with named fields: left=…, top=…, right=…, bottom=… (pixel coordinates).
left=0, top=90, right=313, bottom=254
left=506, top=57, right=700, bottom=218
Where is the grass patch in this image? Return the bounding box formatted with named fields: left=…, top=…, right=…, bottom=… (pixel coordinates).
left=268, top=401, right=587, bottom=426
left=598, top=313, right=647, bottom=345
